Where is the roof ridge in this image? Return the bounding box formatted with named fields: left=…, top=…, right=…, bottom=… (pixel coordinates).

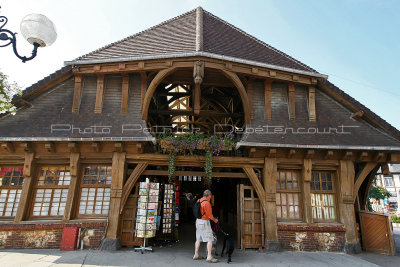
left=202, top=9, right=317, bottom=73
left=74, top=8, right=197, bottom=61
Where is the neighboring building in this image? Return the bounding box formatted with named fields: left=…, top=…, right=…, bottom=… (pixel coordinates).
left=0, top=7, right=400, bottom=253
left=373, top=164, right=400, bottom=213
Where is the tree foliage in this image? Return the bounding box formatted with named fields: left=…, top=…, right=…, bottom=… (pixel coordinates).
left=369, top=185, right=392, bottom=200
left=0, top=70, right=21, bottom=115
left=368, top=185, right=392, bottom=211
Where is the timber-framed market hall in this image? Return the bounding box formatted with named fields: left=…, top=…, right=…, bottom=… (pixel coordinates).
left=0, top=7, right=399, bottom=254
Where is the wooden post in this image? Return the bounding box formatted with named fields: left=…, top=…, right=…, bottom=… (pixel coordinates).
left=140, top=72, right=147, bottom=112
left=308, top=86, right=316, bottom=121
left=103, top=152, right=126, bottom=249
left=63, top=152, right=80, bottom=221
left=72, top=75, right=83, bottom=113
left=14, top=152, right=35, bottom=222
left=288, top=84, right=295, bottom=120
left=262, top=157, right=280, bottom=251
left=121, top=75, right=129, bottom=114
left=94, top=74, right=105, bottom=113
left=264, top=81, right=271, bottom=120
left=339, top=160, right=361, bottom=253
left=302, top=159, right=312, bottom=224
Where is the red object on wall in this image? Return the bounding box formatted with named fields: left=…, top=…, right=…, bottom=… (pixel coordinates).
left=60, top=227, right=79, bottom=251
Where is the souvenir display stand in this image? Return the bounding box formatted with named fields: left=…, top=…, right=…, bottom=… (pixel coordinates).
left=134, top=181, right=159, bottom=253
left=161, top=184, right=175, bottom=239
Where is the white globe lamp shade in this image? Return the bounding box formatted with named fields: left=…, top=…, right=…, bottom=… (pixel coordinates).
left=20, top=13, right=57, bottom=47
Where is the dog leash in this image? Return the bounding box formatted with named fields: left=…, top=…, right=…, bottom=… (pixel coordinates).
left=215, top=222, right=228, bottom=236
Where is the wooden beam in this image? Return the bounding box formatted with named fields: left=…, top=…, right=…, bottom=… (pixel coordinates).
left=91, top=142, right=101, bottom=153
left=68, top=142, right=79, bottom=153
left=261, top=158, right=278, bottom=243
left=142, top=170, right=247, bottom=178
left=249, top=148, right=257, bottom=158
left=63, top=152, right=80, bottom=221
left=305, top=149, right=315, bottom=159
left=308, top=86, right=316, bottom=121
left=142, top=67, right=178, bottom=121
left=1, top=142, right=14, bottom=153
left=126, top=153, right=265, bottom=168
left=381, top=163, right=391, bottom=175
left=120, top=163, right=148, bottom=214
left=72, top=75, right=83, bottom=113
left=288, top=84, right=295, bottom=120
left=353, top=162, right=377, bottom=202
left=136, top=143, right=143, bottom=154
left=288, top=149, right=296, bottom=159
left=193, top=61, right=204, bottom=115
left=374, top=152, right=385, bottom=162
left=14, top=152, right=35, bottom=222
left=94, top=74, right=105, bottom=113
left=45, top=142, right=55, bottom=153
left=325, top=150, right=333, bottom=160
left=20, top=142, right=33, bottom=153
left=268, top=149, right=277, bottom=158
left=107, top=152, right=126, bottom=239
left=114, top=142, right=124, bottom=152
left=343, top=151, right=353, bottom=160
left=302, top=159, right=312, bottom=223
left=121, top=75, right=129, bottom=114
left=264, top=81, right=272, bottom=120
left=339, top=160, right=359, bottom=245
left=140, top=72, right=148, bottom=112
left=351, top=110, right=364, bottom=120
left=359, top=152, right=368, bottom=161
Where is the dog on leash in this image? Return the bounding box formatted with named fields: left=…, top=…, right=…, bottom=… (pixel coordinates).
left=221, top=232, right=234, bottom=263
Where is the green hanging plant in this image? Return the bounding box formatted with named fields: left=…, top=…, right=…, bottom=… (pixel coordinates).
left=205, top=149, right=213, bottom=184
left=168, top=152, right=176, bottom=183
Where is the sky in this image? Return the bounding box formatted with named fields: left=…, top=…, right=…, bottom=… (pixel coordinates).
left=0, top=0, right=399, bottom=129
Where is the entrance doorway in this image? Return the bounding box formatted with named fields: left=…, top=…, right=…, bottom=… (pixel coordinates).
left=119, top=166, right=244, bottom=251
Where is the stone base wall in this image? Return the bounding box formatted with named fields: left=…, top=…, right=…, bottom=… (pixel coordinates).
left=0, top=222, right=106, bottom=249
left=278, top=225, right=346, bottom=252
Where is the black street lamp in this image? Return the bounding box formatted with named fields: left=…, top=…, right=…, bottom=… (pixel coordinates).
left=0, top=6, right=57, bottom=63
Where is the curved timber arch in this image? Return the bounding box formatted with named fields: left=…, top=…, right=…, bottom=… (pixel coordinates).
left=142, top=67, right=178, bottom=121
left=141, top=66, right=252, bottom=125
left=219, top=69, right=251, bottom=125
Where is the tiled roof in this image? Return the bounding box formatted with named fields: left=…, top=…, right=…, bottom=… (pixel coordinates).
left=72, top=7, right=316, bottom=73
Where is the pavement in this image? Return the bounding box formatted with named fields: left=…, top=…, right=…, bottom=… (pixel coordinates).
left=0, top=227, right=399, bottom=267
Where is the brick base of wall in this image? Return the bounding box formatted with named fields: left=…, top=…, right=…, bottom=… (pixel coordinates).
left=0, top=222, right=107, bottom=249
left=278, top=225, right=346, bottom=252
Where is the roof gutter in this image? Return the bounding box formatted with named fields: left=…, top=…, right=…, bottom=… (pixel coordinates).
left=0, top=136, right=156, bottom=142
left=236, top=141, right=400, bottom=151
left=64, top=52, right=328, bottom=79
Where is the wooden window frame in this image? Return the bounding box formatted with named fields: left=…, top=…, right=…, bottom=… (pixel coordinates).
left=75, top=165, right=112, bottom=218
left=276, top=169, right=303, bottom=221
left=310, top=171, right=337, bottom=222
left=0, top=166, right=24, bottom=219
left=30, top=166, right=71, bottom=219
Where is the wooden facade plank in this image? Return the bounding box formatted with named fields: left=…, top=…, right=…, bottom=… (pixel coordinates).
left=121, top=75, right=130, bottom=114
left=264, top=81, right=272, bottom=120
left=94, top=74, right=105, bottom=113
left=308, top=86, right=316, bottom=121
left=72, top=75, right=83, bottom=113
left=288, top=83, right=295, bottom=120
